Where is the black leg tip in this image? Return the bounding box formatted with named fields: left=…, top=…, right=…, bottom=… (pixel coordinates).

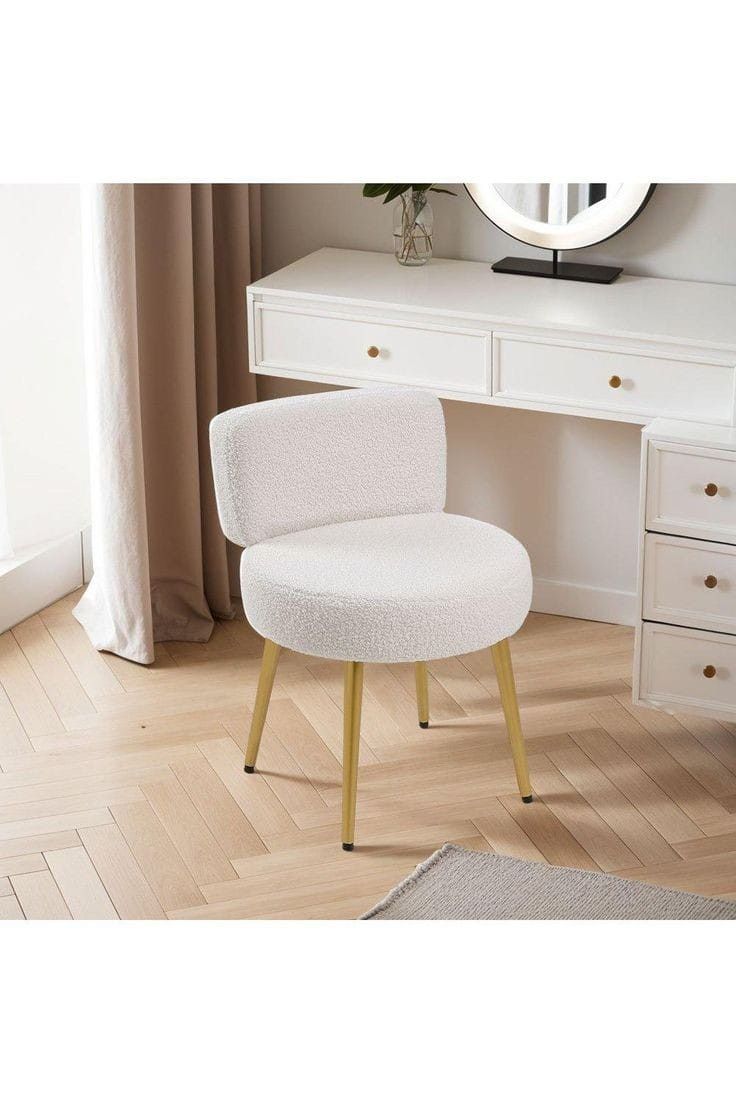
left=243, top=764, right=255, bottom=774
left=522, top=794, right=533, bottom=804
left=419, top=721, right=429, bottom=729
left=342, top=842, right=354, bottom=852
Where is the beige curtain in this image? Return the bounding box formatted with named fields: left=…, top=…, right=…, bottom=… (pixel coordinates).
left=75, top=183, right=261, bottom=664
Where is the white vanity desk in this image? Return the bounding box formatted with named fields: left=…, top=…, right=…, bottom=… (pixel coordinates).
left=248, top=247, right=736, bottom=721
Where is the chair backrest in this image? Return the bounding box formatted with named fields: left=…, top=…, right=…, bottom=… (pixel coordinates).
left=210, top=386, right=446, bottom=547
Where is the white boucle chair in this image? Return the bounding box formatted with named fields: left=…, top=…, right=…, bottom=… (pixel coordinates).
left=210, top=386, right=533, bottom=850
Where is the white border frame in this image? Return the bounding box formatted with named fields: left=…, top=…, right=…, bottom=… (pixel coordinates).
left=465, top=183, right=654, bottom=250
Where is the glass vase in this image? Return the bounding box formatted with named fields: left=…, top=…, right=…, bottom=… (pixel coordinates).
left=393, top=190, right=433, bottom=266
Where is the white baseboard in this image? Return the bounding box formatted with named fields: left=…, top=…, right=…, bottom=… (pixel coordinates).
left=0, top=532, right=85, bottom=634
left=532, top=576, right=636, bottom=627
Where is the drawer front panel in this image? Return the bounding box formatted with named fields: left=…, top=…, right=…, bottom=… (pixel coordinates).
left=639, top=622, right=736, bottom=717
left=646, top=441, right=736, bottom=543
left=255, top=305, right=490, bottom=394
left=643, top=532, right=736, bottom=633
left=493, top=332, right=735, bottom=423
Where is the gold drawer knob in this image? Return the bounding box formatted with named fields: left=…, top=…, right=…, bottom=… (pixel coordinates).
left=704, top=575, right=718, bottom=589
left=367, top=345, right=380, bottom=358
left=608, top=375, right=622, bottom=389
left=703, top=664, right=717, bottom=679
left=704, top=482, right=719, bottom=497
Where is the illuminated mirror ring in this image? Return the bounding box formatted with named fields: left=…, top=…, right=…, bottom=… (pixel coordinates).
left=464, top=183, right=656, bottom=251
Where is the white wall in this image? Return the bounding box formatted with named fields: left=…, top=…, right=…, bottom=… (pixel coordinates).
left=0, top=184, right=89, bottom=554
left=259, top=184, right=736, bottom=623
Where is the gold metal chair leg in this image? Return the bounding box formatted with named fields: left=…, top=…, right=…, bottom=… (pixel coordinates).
left=490, top=637, right=533, bottom=802
left=341, top=661, right=364, bottom=851
left=244, top=638, right=282, bottom=773
left=415, top=661, right=429, bottom=728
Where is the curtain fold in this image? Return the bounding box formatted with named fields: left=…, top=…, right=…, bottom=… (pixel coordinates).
left=75, top=183, right=261, bottom=664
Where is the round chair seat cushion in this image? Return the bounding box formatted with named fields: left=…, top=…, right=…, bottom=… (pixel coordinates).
left=241, top=512, right=532, bottom=664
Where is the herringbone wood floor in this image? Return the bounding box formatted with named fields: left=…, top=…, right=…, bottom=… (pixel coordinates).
left=1, top=590, right=736, bottom=919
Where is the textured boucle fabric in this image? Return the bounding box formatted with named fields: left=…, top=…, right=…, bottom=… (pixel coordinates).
left=361, top=845, right=736, bottom=920
left=241, top=512, right=532, bottom=662
left=209, top=386, right=446, bottom=547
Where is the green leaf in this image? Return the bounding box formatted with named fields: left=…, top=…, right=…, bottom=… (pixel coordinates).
left=411, top=183, right=433, bottom=193
left=382, top=184, right=411, bottom=204
left=430, top=187, right=457, bottom=196
left=362, top=184, right=391, bottom=198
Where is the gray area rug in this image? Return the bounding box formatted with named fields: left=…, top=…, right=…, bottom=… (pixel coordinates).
left=361, top=844, right=736, bottom=920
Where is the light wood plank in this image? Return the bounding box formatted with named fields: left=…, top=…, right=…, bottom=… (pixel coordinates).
left=45, top=846, right=118, bottom=919
left=548, top=745, right=680, bottom=866
left=12, top=615, right=96, bottom=722
left=363, top=663, right=420, bottom=736
left=141, top=774, right=237, bottom=885
left=278, top=667, right=378, bottom=765
left=0, top=786, right=144, bottom=826
left=498, top=793, right=600, bottom=871
left=232, top=819, right=480, bottom=882
left=167, top=871, right=403, bottom=920
left=175, top=834, right=492, bottom=919
left=250, top=697, right=341, bottom=798
left=222, top=712, right=329, bottom=820
left=198, top=736, right=294, bottom=838
left=472, top=798, right=546, bottom=863
left=0, top=894, right=24, bottom=919
left=0, top=768, right=169, bottom=811
left=616, top=852, right=736, bottom=897
left=678, top=713, right=736, bottom=777
left=30, top=709, right=228, bottom=755
left=0, top=630, right=63, bottom=738
left=0, top=830, right=80, bottom=860
left=0, top=681, right=32, bottom=755
left=528, top=761, right=640, bottom=872
left=308, top=660, right=405, bottom=749
left=79, top=823, right=165, bottom=919
left=0, top=854, right=47, bottom=878
left=111, top=801, right=204, bottom=911
left=170, top=755, right=266, bottom=860
left=674, top=827, right=736, bottom=860
left=40, top=600, right=125, bottom=700
left=12, top=870, right=71, bottom=919
left=0, top=738, right=226, bottom=787
left=0, top=808, right=112, bottom=843
left=391, top=660, right=464, bottom=722
left=573, top=720, right=709, bottom=841
left=617, top=694, right=736, bottom=799
left=428, top=656, right=493, bottom=715
left=259, top=895, right=382, bottom=920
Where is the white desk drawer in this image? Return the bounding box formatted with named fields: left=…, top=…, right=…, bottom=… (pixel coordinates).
left=643, top=532, right=736, bottom=633
left=493, top=332, right=735, bottom=423
left=639, top=622, right=736, bottom=718
left=254, top=304, right=490, bottom=395
left=646, top=441, right=736, bottom=543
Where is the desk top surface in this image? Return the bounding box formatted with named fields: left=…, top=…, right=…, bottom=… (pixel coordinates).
left=251, top=248, right=736, bottom=353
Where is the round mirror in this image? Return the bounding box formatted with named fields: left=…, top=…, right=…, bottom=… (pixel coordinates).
left=465, top=183, right=656, bottom=251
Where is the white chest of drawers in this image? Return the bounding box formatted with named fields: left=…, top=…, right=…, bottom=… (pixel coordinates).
left=634, top=420, right=736, bottom=720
